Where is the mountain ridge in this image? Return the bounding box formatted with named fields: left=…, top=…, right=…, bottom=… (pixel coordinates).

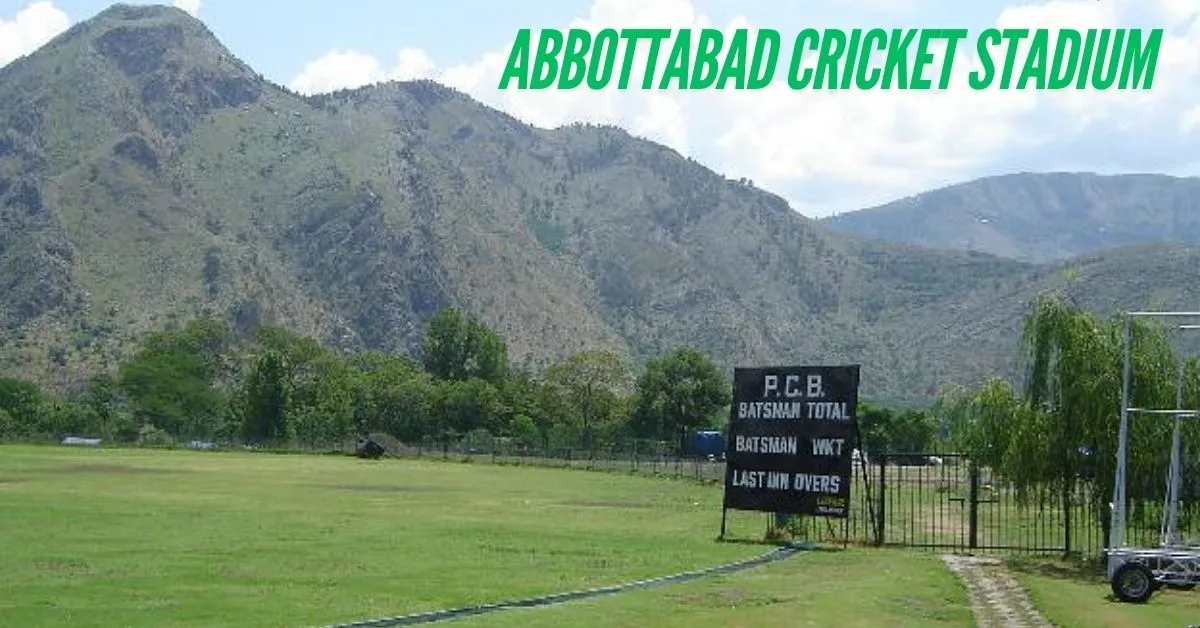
left=821, top=171, right=1200, bottom=262
left=1, top=4, right=1197, bottom=406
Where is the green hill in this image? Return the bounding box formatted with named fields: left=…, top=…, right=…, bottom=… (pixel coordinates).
left=1, top=4, right=1196, bottom=406
left=821, top=172, right=1200, bottom=263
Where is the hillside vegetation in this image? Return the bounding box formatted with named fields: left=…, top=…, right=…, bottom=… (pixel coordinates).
left=1, top=4, right=1198, bottom=406
left=822, top=172, right=1200, bottom=263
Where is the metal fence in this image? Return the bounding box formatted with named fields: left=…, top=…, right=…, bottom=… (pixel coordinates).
left=29, top=434, right=1197, bottom=557
left=856, top=453, right=1105, bottom=555
left=383, top=442, right=1193, bottom=557
left=770, top=451, right=1199, bottom=558
left=386, top=440, right=730, bottom=483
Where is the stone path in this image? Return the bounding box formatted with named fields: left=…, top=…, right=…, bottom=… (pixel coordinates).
left=941, top=554, right=1053, bottom=628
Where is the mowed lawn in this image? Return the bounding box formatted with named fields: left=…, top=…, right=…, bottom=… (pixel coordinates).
left=0, top=445, right=971, bottom=627
left=454, top=548, right=974, bottom=628
left=1011, top=559, right=1200, bottom=628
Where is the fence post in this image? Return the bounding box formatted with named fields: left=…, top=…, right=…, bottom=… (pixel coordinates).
left=1062, top=480, right=1073, bottom=558
left=875, top=454, right=887, bottom=546
left=968, top=463, right=980, bottom=550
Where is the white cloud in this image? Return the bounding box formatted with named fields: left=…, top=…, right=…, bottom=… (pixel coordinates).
left=1181, top=105, right=1200, bottom=134
left=173, top=0, right=201, bottom=18
left=289, top=0, right=712, bottom=154
left=393, top=48, right=437, bottom=81
left=291, top=0, right=1200, bottom=215
left=0, top=1, right=70, bottom=68
left=1160, top=0, right=1200, bottom=22
left=290, top=47, right=444, bottom=97
left=291, top=50, right=386, bottom=95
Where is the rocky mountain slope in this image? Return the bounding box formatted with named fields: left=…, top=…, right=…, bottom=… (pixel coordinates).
left=2, top=4, right=1198, bottom=405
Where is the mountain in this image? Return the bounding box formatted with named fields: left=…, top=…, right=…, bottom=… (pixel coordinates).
left=2, top=4, right=1199, bottom=406
left=820, top=172, right=1200, bottom=263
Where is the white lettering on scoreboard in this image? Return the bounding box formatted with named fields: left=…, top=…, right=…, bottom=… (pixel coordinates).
left=734, top=435, right=798, bottom=455
left=736, top=401, right=849, bottom=420
left=811, top=438, right=844, bottom=456
left=733, top=436, right=844, bottom=457
left=762, top=374, right=825, bottom=399
left=730, top=469, right=842, bottom=494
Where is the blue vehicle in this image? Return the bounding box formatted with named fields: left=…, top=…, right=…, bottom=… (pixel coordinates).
left=687, top=430, right=726, bottom=460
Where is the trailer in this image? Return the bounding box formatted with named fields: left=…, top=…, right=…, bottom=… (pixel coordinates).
left=1107, top=311, right=1200, bottom=603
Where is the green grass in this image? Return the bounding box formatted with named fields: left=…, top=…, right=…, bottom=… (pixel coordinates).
left=0, top=445, right=974, bottom=627
left=454, top=548, right=973, bottom=627
left=331, top=448, right=1127, bottom=556
left=1009, top=557, right=1200, bottom=627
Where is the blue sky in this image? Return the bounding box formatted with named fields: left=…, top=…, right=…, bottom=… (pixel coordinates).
left=2, top=0, right=1198, bottom=216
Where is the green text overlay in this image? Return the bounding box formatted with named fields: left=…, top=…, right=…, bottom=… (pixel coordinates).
left=498, top=27, right=1162, bottom=91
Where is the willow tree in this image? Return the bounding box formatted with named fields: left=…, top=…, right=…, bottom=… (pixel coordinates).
left=936, top=379, right=1024, bottom=472
left=1014, top=292, right=1179, bottom=542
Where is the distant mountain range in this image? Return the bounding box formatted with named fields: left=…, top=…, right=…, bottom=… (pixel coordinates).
left=1, top=4, right=1198, bottom=406
left=822, top=172, right=1200, bottom=263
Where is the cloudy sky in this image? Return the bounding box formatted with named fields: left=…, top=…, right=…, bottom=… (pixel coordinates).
left=2, top=0, right=1198, bottom=216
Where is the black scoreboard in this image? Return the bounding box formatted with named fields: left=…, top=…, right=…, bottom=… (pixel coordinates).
left=722, top=365, right=860, bottom=518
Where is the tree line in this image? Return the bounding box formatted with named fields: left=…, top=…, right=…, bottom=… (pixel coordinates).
left=934, top=293, right=1200, bottom=540
left=0, top=308, right=936, bottom=454
left=3, top=290, right=1185, bottom=542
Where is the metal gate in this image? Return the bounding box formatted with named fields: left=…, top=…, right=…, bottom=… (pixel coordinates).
left=862, top=453, right=1101, bottom=554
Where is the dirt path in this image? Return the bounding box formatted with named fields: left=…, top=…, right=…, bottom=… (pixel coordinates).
left=941, top=555, right=1052, bottom=628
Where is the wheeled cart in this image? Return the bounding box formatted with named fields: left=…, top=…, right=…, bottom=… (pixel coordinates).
left=1107, top=311, right=1200, bottom=603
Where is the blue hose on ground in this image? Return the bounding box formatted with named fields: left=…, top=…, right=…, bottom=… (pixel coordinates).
left=322, top=542, right=810, bottom=627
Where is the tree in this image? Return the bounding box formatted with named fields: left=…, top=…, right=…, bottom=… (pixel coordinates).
left=530, top=379, right=571, bottom=449
left=938, top=379, right=1025, bottom=472
left=373, top=371, right=439, bottom=444
left=942, top=293, right=1184, bottom=547
left=436, top=378, right=503, bottom=441
left=37, top=401, right=100, bottom=440
left=858, top=401, right=938, bottom=454
left=0, top=377, right=43, bottom=434
left=0, top=408, right=15, bottom=439
left=296, top=359, right=358, bottom=447
left=630, top=347, right=731, bottom=453
left=1016, top=294, right=1176, bottom=515
left=118, top=318, right=232, bottom=439
left=83, top=373, right=137, bottom=442
left=421, top=308, right=508, bottom=384
left=353, top=351, right=424, bottom=434
left=495, top=369, right=538, bottom=437
left=242, top=349, right=290, bottom=445
left=248, top=325, right=356, bottom=447
left=543, top=349, right=632, bottom=449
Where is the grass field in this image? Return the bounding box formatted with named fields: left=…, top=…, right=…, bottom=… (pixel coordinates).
left=0, top=445, right=973, bottom=627
left=451, top=548, right=973, bottom=628
left=413, top=448, right=1122, bottom=554
left=1009, top=557, right=1200, bottom=628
